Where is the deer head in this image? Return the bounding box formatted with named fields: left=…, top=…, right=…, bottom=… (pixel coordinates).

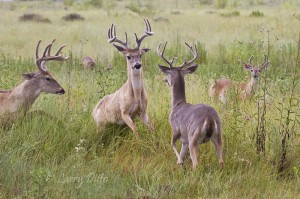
left=108, top=18, right=154, bottom=71
left=242, top=55, right=270, bottom=79
left=157, top=42, right=198, bottom=86
left=22, top=39, right=69, bottom=95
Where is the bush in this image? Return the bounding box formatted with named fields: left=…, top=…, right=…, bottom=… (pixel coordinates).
left=250, top=10, right=264, bottom=17
left=19, top=13, right=51, bottom=23
left=62, top=13, right=84, bottom=21
left=220, top=10, right=240, bottom=17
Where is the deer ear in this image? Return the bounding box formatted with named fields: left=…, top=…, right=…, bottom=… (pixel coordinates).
left=183, top=64, right=198, bottom=75
left=141, top=48, right=150, bottom=55
left=113, top=44, right=126, bottom=53
left=158, top=65, right=172, bottom=74
left=243, top=64, right=252, bottom=70
left=22, top=72, right=36, bottom=80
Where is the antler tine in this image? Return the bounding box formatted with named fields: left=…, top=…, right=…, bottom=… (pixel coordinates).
left=35, top=40, right=69, bottom=72
left=179, top=42, right=198, bottom=68
left=260, top=54, right=270, bottom=68
left=35, top=40, right=42, bottom=60
left=135, top=18, right=154, bottom=48
left=248, top=55, right=254, bottom=65
left=107, top=24, right=128, bottom=48
left=157, top=42, right=175, bottom=68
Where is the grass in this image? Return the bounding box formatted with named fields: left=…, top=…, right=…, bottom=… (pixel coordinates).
left=0, top=0, right=300, bottom=198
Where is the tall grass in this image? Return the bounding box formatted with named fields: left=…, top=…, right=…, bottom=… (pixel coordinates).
left=0, top=1, right=300, bottom=198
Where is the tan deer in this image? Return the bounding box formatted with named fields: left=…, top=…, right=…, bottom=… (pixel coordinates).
left=209, top=55, right=270, bottom=103
left=92, top=18, right=154, bottom=139
left=0, top=39, right=69, bottom=124
left=157, top=42, right=223, bottom=170
left=82, top=56, right=95, bottom=70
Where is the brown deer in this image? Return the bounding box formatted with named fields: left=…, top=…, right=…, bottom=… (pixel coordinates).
left=209, top=55, right=270, bottom=103
left=157, top=42, right=223, bottom=170
left=92, top=18, right=154, bottom=139
left=0, top=39, right=69, bottom=123
left=82, top=56, right=96, bottom=70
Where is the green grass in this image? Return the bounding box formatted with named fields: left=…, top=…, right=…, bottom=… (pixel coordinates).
left=0, top=0, right=300, bottom=198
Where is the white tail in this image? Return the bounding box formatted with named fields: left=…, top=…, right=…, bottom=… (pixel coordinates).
left=92, top=18, right=154, bottom=139
left=210, top=55, right=270, bottom=103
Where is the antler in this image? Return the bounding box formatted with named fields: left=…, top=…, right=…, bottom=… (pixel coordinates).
left=157, top=42, right=177, bottom=68
left=135, top=18, right=154, bottom=48
left=178, top=43, right=198, bottom=69
left=35, top=39, right=69, bottom=72
left=241, top=55, right=254, bottom=66
left=107, top=24, right=128, bottom=48
left=259, top=54, right=270, bottom=68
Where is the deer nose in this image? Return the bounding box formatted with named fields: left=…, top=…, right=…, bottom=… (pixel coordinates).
left=134, top=63, right=142, bottom=69
left=56, top=88, right=65, bottom=95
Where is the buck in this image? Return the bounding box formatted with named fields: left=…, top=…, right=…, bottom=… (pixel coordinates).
left=92, top=18, right=154, bottom=139
left=0, top=39, right=68, bottom=123
left=157, top=42, right=223, bottom=170
left=82, top=56, right=95, bottom=70
left=209, top=55, right=270, bottom=103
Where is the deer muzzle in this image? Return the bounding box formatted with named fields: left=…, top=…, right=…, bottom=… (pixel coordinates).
left=56, top=88, right=65, bottom=95
left=133, top=63, right=142, bottom=70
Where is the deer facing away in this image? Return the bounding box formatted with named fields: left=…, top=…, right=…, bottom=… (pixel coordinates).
left=157, top=42, right=223, bottom=170
left=92, top=18, right=154, bottom=139
left=82, top=56, right=95, bottom=70
left=209, top=55, right=270, bottom=103
left=0, top=39, right=69, bottom=124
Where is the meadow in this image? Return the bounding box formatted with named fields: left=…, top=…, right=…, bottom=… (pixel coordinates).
left=0, top=0, right=300, bottom=198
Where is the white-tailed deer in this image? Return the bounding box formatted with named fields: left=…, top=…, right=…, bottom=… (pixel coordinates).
left=92, top=18, right=154, bottom=139
left=0, top=39, right=68, bottom=123
left=157, top=42, right=223, bottom=170
left=209, top=55, right=270, bottom=103
left=82, top=56, right=95, bottom=70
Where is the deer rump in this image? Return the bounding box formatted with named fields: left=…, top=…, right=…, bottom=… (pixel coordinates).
left=170, top=103, right=222, bottom=143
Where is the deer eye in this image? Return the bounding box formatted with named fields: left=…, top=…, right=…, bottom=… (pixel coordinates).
left=126, top=56, right=132, bottom=60
left=45, top=77, right=51, bottom=81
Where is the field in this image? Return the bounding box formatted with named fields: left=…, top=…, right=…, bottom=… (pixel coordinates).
left=0, top=0, right=300, bottom=198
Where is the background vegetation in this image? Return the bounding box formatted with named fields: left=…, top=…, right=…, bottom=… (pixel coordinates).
left=0, top=0, right=300, bottom=198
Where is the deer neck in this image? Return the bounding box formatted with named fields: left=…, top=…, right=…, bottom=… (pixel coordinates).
left=171, top=75, right=186, bottom=108
left=10, top=80, right=42, bottom=112
left=127, top=67, right=144, bottom=100
left=245, top=77, right=258, bottom=95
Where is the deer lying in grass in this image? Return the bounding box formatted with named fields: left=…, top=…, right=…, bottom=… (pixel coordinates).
left=157, top=42, right=223, bottom=170
left=82, top=56, right=95, bottom=70
left=92, top=18, right=154, bottom=139
left=209, top=55, right=270, bottom=103
left=0, top=39, right=68, bottom=124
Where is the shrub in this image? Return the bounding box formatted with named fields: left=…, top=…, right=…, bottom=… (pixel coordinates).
left=19, top=13, right=51, bottom=23
left=220, top=10, right=240, bottom=17
left=250, top=10, right=264, bottom=17
left=62, top=13, right=84, bottom=21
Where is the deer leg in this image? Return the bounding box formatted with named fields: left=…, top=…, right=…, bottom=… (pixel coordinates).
left=178, top=142, right=188, bottom=165
left=121, top=113, right=139, bottom=140
left=171, top=131, right=182, bottom=164
left=212, top=135, right=224, bottom=169
left=140, top=112, right=154, bottom=131
left=189, top=133, right=199, bottom=170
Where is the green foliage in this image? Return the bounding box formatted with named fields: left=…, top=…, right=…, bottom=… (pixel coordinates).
left=220, top=10, right=240, bottom=17
left=250, top=10, right=264, bottom=17
left=1, top=1, right=300, bottom=198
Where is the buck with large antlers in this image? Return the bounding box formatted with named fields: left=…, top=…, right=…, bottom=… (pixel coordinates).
left=92, top=18, right=154, bottom=139
left=209, top=55, right=270, bottom=103
left=157, top=42, right=223, bottom=170
left=0, top=39, right=68, bottom=124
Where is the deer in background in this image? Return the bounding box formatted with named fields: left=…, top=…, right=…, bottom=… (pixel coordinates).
left=92, top=18, right=154, bottom=139
left=0, top=39, right=69, bottom=123
left=82, top=56, right=96, bottom=70
left=209, top=55, right=270, bottom=103
left=157, top=42, right=223, bottom=170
